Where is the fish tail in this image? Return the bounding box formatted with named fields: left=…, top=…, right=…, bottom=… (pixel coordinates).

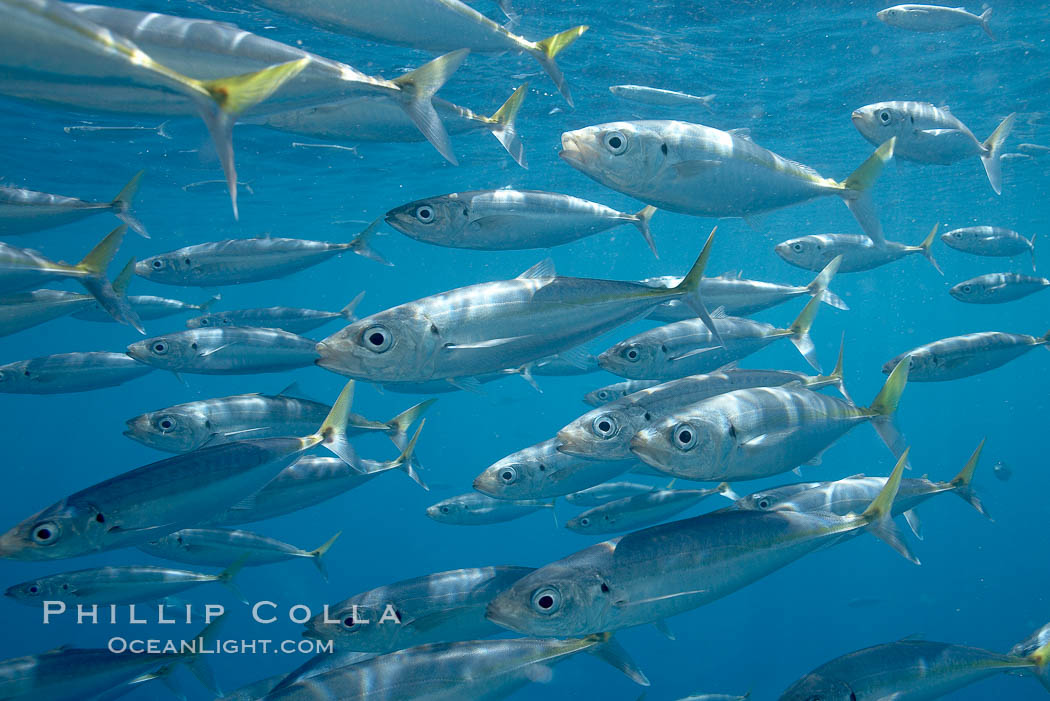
left=1030, top=233, right=1037, bottom=272
left=981, top=113, right=1016, bottom=195
left=197, top=294, right=221, bottom=312
left=529, top=26, right=589, bottom=106
left=840, top=137, right=895, bottom=245
left=980, top=8, right=996, bottom=40
left=915, top=222, right=943, bottom=275
left=947, top=438, right=991, bottom=519
left=112, top=257, right=136, bottom=296
left=486, top=83, right=529, bottom=168
left=1025, top=637, right=1050, bottom=691
left=670, top=227, right=722, bottom=344
left=868, top=356, right=910, bottom=461
left=390, top=420, right=428, bottom=490
left=1042, top=328, right=1050, bottom=347
left=857, top=449, right=920, bottom=564
left=348, top=218, right=392, bottom=266
left=111, top=170, right=149, bottom=238
left=787, top=277, right=829, bottom=373
left=817, top=332, right=853, bottom=403
left=632, top=205, right=659, bottom=258
left=174, top=613, right=227, bottom=696
left=584, top=633, right=650, bottom=687
left=75, top=225, right=144, bottom=333
left=392, top=49, right=470, bottom=165
left=217, top=555, right=250, bottom=604
left=807, top=255, right=849, bottom=309
left=340, top=291, right=366, bottom=322
left=309, top=381, right=357, bottom=464
left=76, top=224, right=125, bottom=278
left=191, top=57, right=311, bottom=219
left=388, top=398, right=437, bottom=452
left=309, top=531, right=341, bottom=583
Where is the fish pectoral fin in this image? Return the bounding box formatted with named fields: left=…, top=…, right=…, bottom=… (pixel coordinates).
left=107, top=523, right=177, bottom=536
left=916, top=128, right=963, bottom=137
left=874, top=694, right=906, bottom=701
left=614, top=588, right=707, bottom=608
left=739, top=430, right=797, bottom=450
left=669, top=346, right=722, bottom=362
left=671, top=159, right=723, bottom=179
left=444, top=337, right=524, bottom=349
left=446, top=376, right=486, bottom=394
left=903, top=509, right=924, bottom=540
left=652, top=619, right=676, bottom=640
left=198, top=342, right=238, bottom=357
left=227, top=493, right=258, bottom=512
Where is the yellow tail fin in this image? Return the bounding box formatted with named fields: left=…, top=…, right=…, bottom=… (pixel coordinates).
left=530, top=26, right=589, bottom=106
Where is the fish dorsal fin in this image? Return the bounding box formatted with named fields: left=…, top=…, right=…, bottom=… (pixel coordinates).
left=45, top=644, right=74, bottom=654
left=940, top=104, right=951, bottom=113
left=784, top=158, right=822, bottom=179
left=518, top=258, right=556, bottom=279
left=844, top=473, right=867, bottom=479
left=718, top=269, right=742, bottom=279
left=728, top=127, right=752, bottom=141
left=710, top=305, right=728, bottom=319
left=277, top=382, right=315, bottom=401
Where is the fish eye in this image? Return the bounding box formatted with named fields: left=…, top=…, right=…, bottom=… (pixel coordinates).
left=31, top=521, right=60, bottom=545
left=531, top=586, right=561, bottom=614
left=362, top=326, right=392, bottom=353
left=597, top=390, right=609, bottom=400
left=151, top=259, right=164, bottom=269
left=151, top=341, right=169, bottom=355
left=757, top=497, right=771, bottom=509
left=579, top=517, right=590, bottom=527
left=622, top=345, right=641, bottom=362
left=673, top=422, right=698, bottom=451
left=414, top=205, right=435, bottom=223
left=156, top=415, right=177, bottom=432
left=440, top=505, right=450, bottom=514
left=199, top=318, right=210, bottom=326
left=592, top=414, right=618, bottom=439
left=962, top=285, right=972, bottom=293
left=879, top=110, right=891, bottom=124
left=499, top=466, right=517, bottom=484
left=342, top=616, right=356, bottom=629
left=602, top=130, right=628, bottom=155
left=27, top=585, right=40, bottom=595
left=792, top=243, right=804, bottom=252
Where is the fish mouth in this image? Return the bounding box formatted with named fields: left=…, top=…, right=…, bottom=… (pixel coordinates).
left=133, top=260, right=150, bottom=277
left=850, top=110, right=864, bottom=125
left=484, top=599, right=518, bottom=631
left=559, top=133, right=584, bottom=168
left=628, top=429, right=664, bottom=468
left=301, top=629, right=324, bottom=640
left=554, top=430, right=595, bottom=458
left=472, top=473, right=499, bottom=497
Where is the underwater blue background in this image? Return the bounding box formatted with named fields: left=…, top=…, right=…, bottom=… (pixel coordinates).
left=1, top=0, right=1049, bottom=697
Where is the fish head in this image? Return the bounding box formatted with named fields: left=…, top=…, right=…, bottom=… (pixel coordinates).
left=186, top=313, right=233, bottom=330
left=775, top=236, right=830, bottom=270
left=304, top=601, right=395, bottom=651
left=851, top=102, right=910, bottom=145
left=881, top=352, right=916, bottom=376
left=4, top=577, right=53, bottom=602
left=136, top=253, right=191, bottom=282
left=556, top=407, right=637, bottom=461
left=0, top=501, right=105, bottom=561
left=629, top=414, right=730, bottom=476
left=560, top=121, right=667, bottom=192
left=316, top=309, right=436, bottom=382
left=474, top=450, right=542, bottom=499
left=123, top=409, right=210, bottom=453
left=597, top=340, right=662, bottom=380
left=779, top=672, right=856, bottom=701
left=565, top=511, right=608, bottom=534
left=385, top=194, right=472, bottom=244
left=949, top=279, right=987, bottom=302
left=486, top=560, right=606, bottom=636
left=126, top=334, right=194, bottom=370
left=940, top=228, right=972, bottom=248
left=0, top=363, right=28, bottom=392
left=735, top=489, right=790, bottom=512
left=425, top=497, right=468, bottom=524
left=582, top=386, right=619, bottom=407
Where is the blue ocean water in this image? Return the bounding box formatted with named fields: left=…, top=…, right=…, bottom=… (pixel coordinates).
left=0, top=0, right=1048, bottom=698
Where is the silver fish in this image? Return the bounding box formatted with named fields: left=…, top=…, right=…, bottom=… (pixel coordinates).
left=0, top=351, right=152, bottom=394
left=0, top=170, right=146, bottom=236
left=950, top=272, right=1049, bottom=304
left=385, top=189, right=658, bottom=256
left=779, top=630, right=1050, bottom=700
left=0, top=383, right=359, bottom=560
left=775, top=224, right=942, bottom=274
left=0, top=617, right=222, bottom=701
left=560, top=120, right=894, bottom=244
left=674, top=694, right=750, bottom=701
left=253, top=83, right=528, bottom=168
left=598, top=291, right=828, bottom=381
left=261, top=651, right=379, bottom=699
left=126, top=327, right=319, bottom=375
left=473, top=438, right=639, bottom=501
left=0, top=0, right=311, bottom=217
left=583, top=379, right=662, bottom=407
left=485, top=456, right=913, bottom=637
left=876, top=4, right=995, bottom=38
left=123, top=385, right=432, bottom=462
left=609, top=84, right=715, bottom=108
left=852, top=101, right=1014, bottom=194
left=940, top=225, right=1036, bottom=269
left=5, top=561, right=244, bottom=605
left=261, top=634, right=647, bottom=700
left=74, top=293, right=217, bottom=323
left=627, top=361, right=908, bottom=482
left=566, top=484, right=727, bottom=535
left=558, top=345, right=848, bottom=463
left=564, top=481, right=661, bottom=507
left=135, top=225, right=388, bottom=287
left=316, top=232, right=719, bottom=384
left=303, top=566, right=535, bottom=651
left=208, top=452, right=421, bottom=527
left=643, top=261, right=849, bottom=322
left=0, top=225, right=140, bottom=330
left=426, top=492, right=554, bottom=525
left=0, top=289, right=96, bottom=336
left=730, top=439, right=989, bottom=536
left=186, top=294, right=362, bottom=334
left=252, top=0, right=588, bottom=105
left=884, top=330, right=1049, bottom=381
left=139, top=528, right=340, bottom=581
